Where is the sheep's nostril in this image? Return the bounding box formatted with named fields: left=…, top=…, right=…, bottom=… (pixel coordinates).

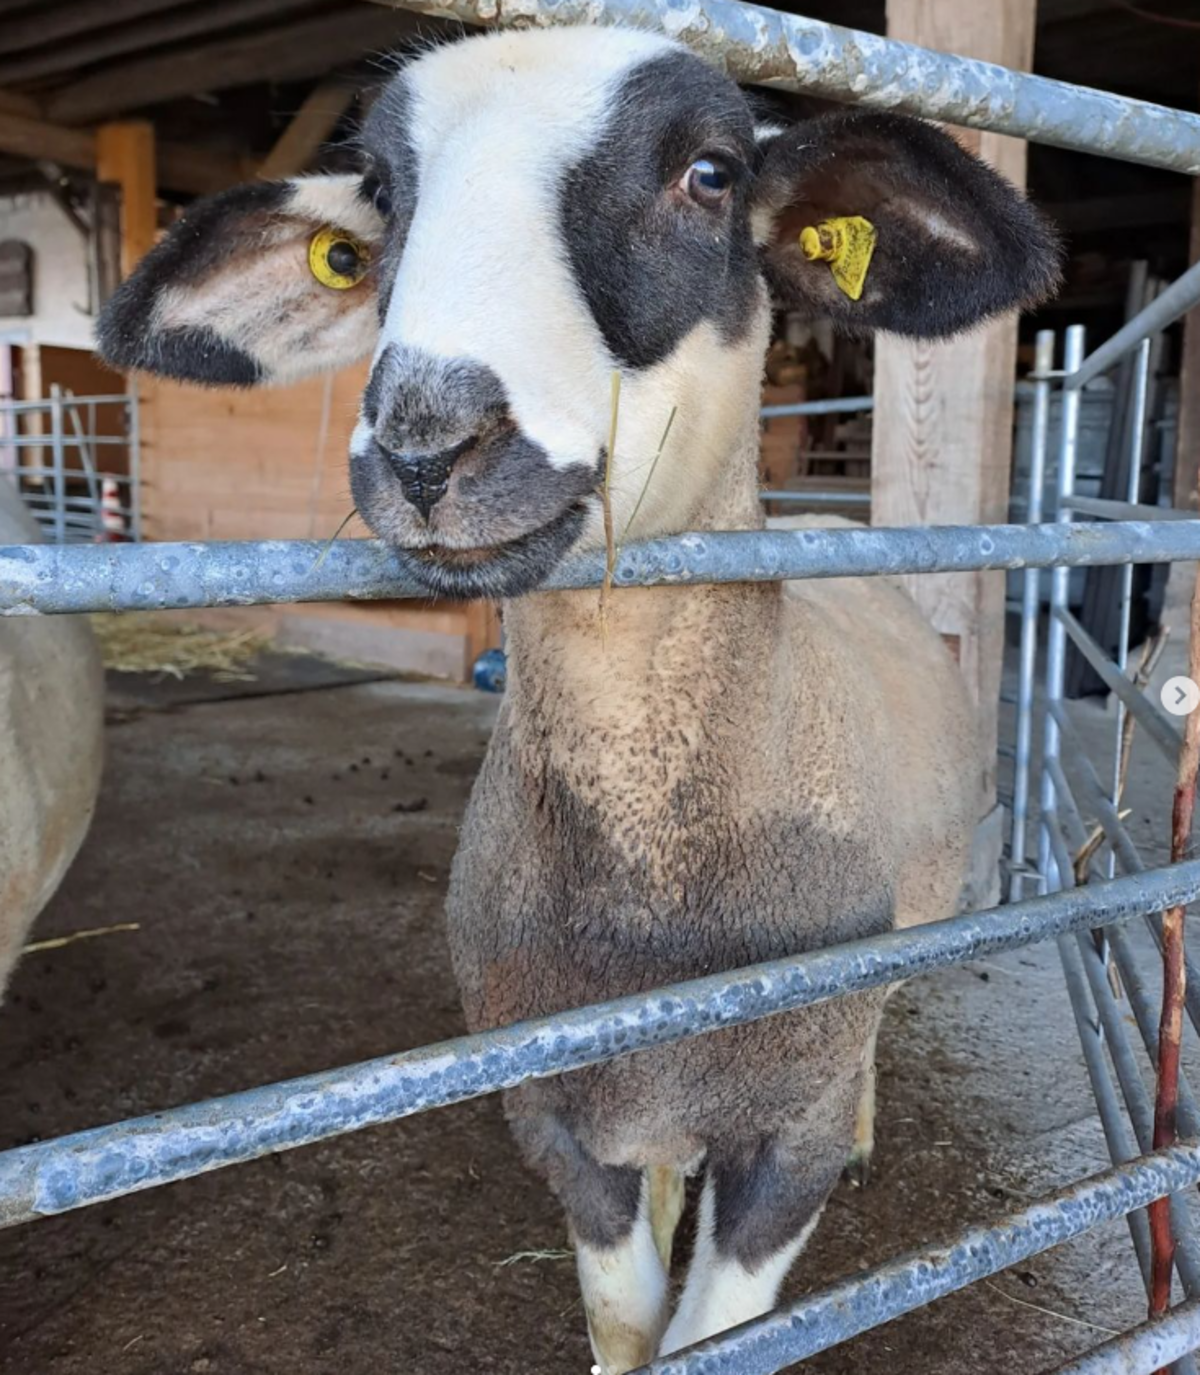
left=384, top=437, right=474, bottom=521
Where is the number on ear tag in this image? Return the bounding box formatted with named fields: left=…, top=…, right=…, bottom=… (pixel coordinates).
left=799, top=216, right=877, bottom=302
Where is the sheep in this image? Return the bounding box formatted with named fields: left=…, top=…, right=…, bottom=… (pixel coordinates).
left=97, top=26, right=1060, bottom=1372
left=0, top=479, right=104, bottom=999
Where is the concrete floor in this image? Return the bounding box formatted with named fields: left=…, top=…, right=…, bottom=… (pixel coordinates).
left=0, top=649, right=1185, bottom=1374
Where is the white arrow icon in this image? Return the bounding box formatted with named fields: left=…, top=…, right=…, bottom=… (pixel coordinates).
left=1161, top=676, right=1200, bottom=717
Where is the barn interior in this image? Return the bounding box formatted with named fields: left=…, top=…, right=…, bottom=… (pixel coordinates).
left=1, top=2, right=1199, bottom=1373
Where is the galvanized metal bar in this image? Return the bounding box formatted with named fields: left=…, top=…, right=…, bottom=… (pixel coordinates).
left=127, top=382, right=141, bottom=543
left=1048, top=1299, right=1200, bottom=1375
left=1065, top=498, right=1195, bottom=523
left=1, top=864, right=1198, bottom=1230
left=1057, top=938, right=1168, bottom=1368
left=757, top=490, right=871, bottom=506
left=1068, top=263, right=1200, bottom=391
left=5, top=519, right=1200, bottom=617
left=1048, top=700, right=1200, bottom=1060
left=1105, top=924, right=1200, bottom=1142
left=643, top=1143, right=1200, bottom=1375
left=380, top=0, right=1200, bottom=174
left=1055, top=606, right=1183, bottom=762
left=1045, top=767, right=1200, bottom=1353
left=48, top=384, right=65, bottom=546
left=0, top=394, right=132, bottom=412
left=1072, top=931, right=1200, bottom=1293
left=1010, top=329, right=1055, bottom=901
left=1111, top=341, right=1153, bottom=877
left=759, top=396, right=873, bottom=418
left=1040, top=326, right=1085, bottom=890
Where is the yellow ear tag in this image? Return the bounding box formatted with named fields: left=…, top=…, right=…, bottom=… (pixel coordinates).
left=799, top=216, right=877, bottom=302
left=308, top=226, right=371, bottom=290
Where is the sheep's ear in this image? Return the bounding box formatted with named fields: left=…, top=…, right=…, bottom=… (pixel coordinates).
left=96, top=174, right=383, bottom=387
left=753, top=112, right=1061, bottom=339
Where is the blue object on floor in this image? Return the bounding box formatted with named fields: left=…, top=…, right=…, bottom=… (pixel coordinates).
left=473, top=648, right=507, bottom=693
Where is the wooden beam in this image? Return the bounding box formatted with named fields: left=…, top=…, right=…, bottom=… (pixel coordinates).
left=259, top=81, right=356, bottom=180
left=872, top=0, right=1036, bottom=813
left=49, top=5, right=423, bottom=124
left=0, top=106, right=245, bottom=194
left=96, top=121, right=157, bottom=275
left=0, top=0, right=317, bottom=87
left=0, top=109, right=95, bottom=168
left=3, top=0, right=212, bottom=59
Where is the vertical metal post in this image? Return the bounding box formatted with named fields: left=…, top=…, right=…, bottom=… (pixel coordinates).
left=48, top=383, right=66, bottom=545
left=1109, top=338, right=1152, bottom=876
left=1010, top=329, right=1056, bottom=901
left=1039, top=325, right=1086, bottom=891
left=127, top=379, right=141, bottom=542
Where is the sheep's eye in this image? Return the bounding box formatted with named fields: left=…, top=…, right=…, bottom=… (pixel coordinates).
left=683, top=157, right=733, bottom=206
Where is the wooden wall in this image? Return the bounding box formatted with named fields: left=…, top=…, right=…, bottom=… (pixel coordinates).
left=139, top=364, right=500, bottom=681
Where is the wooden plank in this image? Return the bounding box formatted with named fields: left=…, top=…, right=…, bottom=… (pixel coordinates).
left=0, top=106, right=242, bottom=194
left=3, top=0, right=218, bottom=58
left=0, top=109, right=94, bottom=169
left=96, top=121, right=157, bottom=276
left=260, top=81, right=356, bottom=180
left=50, top=6, right=424, bottom=124
left=873, top=0, right=1036, bottom=807
left=0, top=0, right=318, bottom=87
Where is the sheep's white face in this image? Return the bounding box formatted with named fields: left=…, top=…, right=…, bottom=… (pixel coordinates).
left=350, top=30, right=771, bottom=597
left=97, top=27, right=1060, bottom=599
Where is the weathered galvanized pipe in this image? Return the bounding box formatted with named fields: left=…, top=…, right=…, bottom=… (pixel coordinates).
left=1067, top=261, right=1200, bottom=391
left=759, top=396, right=873, bottom=418
left=376, top=0, right=1200, bottom=175
left=4, top=520, right=1200, bottom=617
left=643, top=1143, right=1200, bottom=1374
left=1, top=863, right=1198, bottom=1230
left=1057, top=939, right=1176, bottom=1371
left=1054, top=606, right=1182, bottom=762
left=1048, top=1299, right=1200, bottom=1375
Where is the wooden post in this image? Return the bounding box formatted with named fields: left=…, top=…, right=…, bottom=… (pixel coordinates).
left=874, top=0, right=1036, bottom=816
left=96, top=120, right=156, bottom=277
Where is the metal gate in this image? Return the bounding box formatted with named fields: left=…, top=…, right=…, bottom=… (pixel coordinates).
left=0, top=383, right=140, bottom=543
left=3, top=3, right=1200, bottom=1372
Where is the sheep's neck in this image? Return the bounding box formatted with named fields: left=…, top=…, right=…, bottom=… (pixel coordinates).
left=501, top=449, right=775, bottom=783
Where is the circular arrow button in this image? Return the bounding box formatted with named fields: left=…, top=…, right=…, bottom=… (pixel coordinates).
left=1161, top=676, right=1200, bottom=717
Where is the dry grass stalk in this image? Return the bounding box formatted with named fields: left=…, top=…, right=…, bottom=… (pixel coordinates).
left=91, top=614, right=267, bottom=682
left=23, top=922, right=140, bottom=954
left=598, top=372, right=621, bottom=640
left=1149, top=577, right=1200, bottom=1341
left=1073, top=630, right=1169, bottom=884
left=307, top=507, right=359, bottom=575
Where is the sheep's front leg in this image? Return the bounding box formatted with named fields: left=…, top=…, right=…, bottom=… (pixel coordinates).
left=508, top=1108, right=669, bottom=1374
left=575, top=1178, right=669, bottom=1375
left=845, top=1024, right=879, bottom=1187
left=659, top=1110, right=853, bottom=1357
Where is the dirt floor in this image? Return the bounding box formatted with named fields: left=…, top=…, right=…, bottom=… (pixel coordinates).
left=0, top=646, right=1186, bottom=1375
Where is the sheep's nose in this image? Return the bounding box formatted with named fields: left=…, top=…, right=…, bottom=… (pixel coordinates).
left=384, top=436, right=474, bottom=521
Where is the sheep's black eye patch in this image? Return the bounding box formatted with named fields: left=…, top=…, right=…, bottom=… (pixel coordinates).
left=559, top=51, right=759, bottom=370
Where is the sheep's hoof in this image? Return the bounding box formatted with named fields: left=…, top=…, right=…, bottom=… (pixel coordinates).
left=843, top=1148, right=873, bottom=1189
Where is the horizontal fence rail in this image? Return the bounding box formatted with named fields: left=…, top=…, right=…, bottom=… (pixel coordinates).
left=3, top=519, right=1199, bottom=616
left=645, top=1143, right=1200, bottom=1375
left=378, top=0, right=1200, bottom=174
left=1050, top=1301, right=1200, bottom=1375
left=2, top=864, right=1198, bottom=1231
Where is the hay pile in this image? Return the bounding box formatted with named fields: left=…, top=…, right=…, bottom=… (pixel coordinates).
left=90, top=613, right=267, bottom=682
